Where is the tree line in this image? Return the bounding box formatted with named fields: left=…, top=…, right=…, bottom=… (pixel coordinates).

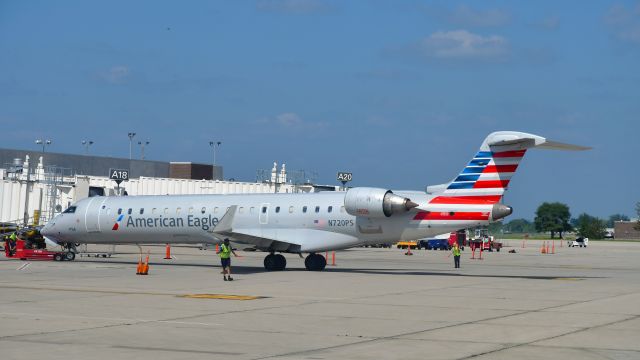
left=493, top=202, right=638, bottom=239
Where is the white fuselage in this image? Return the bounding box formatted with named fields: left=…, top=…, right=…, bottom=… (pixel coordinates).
left=41, top=191, right=493, bottom=253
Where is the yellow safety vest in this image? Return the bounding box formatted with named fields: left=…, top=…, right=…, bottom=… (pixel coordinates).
left=219, top=244, right=231, bottom=259
left=452, top=247, right=461, bottom=256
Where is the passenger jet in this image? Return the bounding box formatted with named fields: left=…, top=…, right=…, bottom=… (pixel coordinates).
left=42, top=131, right=588, bottom=271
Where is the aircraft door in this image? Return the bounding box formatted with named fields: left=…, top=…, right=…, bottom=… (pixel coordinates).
left=84, top=197, right=106, bottom=233
left=259, top=203, right=269, bottom=225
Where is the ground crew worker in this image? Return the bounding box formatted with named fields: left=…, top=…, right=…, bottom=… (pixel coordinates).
left=449, top=242, right=461, bottom=268
left=216, top=238, right=238, bottom=281
left=8, top=232, right=17, bottom=256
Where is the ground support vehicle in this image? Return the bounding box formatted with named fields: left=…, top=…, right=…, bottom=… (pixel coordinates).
left=568, top=237, right=588, bottom=247
left=4, top=239, right=75, bottom=261
left=396, top=241, right=418, bottom=249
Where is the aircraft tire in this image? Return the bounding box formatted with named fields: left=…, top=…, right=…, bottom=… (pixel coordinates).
left=54, top=253, right=63, bottom=261
left=64, top=252, right=76, bottom=261
left=264, top=254, right=277, bottom=271
left=274, top=254, right=286, bottom=271
left=304, top=253, right=326, bottom=271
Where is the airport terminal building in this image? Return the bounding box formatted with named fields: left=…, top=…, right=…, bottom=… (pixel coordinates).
left=0, top=148, right=317, bottom=226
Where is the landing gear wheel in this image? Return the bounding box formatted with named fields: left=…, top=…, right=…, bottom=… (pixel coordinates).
left=64, top=252, right=75, bottom=261
left=274, top=254, right=286, bottom=270
left=54, top=253, right=63, bottom=261
left=304, top=253, right=327, bottom=271
left=264, top=254, right=287, bottom=271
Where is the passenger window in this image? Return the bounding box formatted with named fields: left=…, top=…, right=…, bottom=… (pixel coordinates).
left=275, top=206, right=280, bottom=213
left=303, top=206, right=307, bottom=213
left=289, top=206, right=294, bottom=213
left=239, top=207, right=245, bottom=214
left=117, top=208, right=122, bottom=215
left=328, top=206, right=333, bottom=213
left=214, top=207, right=219, bottom=214
left=315, top=206, right=320, bottom=213
left=262, top=207, right=267, bottom=214
left=128, top=208, right=132, bottom=215
left=201, top=207, right=206, bottom=214
left=152, top=208, right=157, bottom=214
left=139, top=208, right=144, bottom=215
left=164, top=208, right=169, bottom=215
left=63, top=206, right=77, bottom=214
left=188, top=207, right=194, bottom=214
left=176, top=207, right=181, bottom=214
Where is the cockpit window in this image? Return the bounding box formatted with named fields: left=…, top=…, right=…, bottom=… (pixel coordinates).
left=63, top=206, right=77, bottom=214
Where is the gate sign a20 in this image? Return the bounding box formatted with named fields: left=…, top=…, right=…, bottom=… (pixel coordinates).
left=337, top=172, right=352, bottom=182
left=109, top=168, right=129, bottom=182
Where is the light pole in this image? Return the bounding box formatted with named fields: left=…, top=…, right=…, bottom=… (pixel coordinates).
left=81, top=140, right=94, bottom=155
left=128, top=132, right=136, bottom=159
left=209, top=141, right=222, bottom=165
left=35, top=139, right=52, bottom=154
left=138, top=140, right=150, bottom=160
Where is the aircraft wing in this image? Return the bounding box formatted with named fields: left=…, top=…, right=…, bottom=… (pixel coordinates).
left=212, top=206, right=360, bottom=252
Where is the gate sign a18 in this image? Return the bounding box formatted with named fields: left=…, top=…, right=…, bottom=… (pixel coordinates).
left=109, top=168, right=129, bottom=185
left=337, top=172, right=352, bottom=183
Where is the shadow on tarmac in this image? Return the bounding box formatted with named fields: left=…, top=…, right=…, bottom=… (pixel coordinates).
left=72, top=258, right=600, bottom=280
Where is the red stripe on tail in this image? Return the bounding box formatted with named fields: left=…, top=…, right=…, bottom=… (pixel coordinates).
left=473, top=180, right=510, bottom=188
left=483, top=164, right=518, bottom=173
left=492, top=150, right=526, bottom=158
left=429, top=195, right=502, bottom=204
left=413, top=211, right=490, bottom=221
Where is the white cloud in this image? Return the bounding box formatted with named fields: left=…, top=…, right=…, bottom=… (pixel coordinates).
left=256, top=0, right=334, bottom=14
left=260, top=112, right=326, bottom=130
left=276, top=112, right=303, bottom=126
left=447, top=5, right=511, bottom=28
left=418, top=30, right=509, bottom=61
left=604, top=2, right=640, bottom=45
left=100, top=65, right=130, bottom=84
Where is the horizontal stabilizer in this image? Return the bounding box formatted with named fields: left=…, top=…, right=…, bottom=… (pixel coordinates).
left=535, top=140, right=591, bottom=151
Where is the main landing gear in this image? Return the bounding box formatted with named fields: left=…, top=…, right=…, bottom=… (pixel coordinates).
left=262, top=253, right=327, bottom=271
left=304, top=253, right=326, bottom=271
left=264, top=253, right=287, bottom=271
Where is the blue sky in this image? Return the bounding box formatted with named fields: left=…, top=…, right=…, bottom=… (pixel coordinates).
left=0, top=0, right=638, bottom=220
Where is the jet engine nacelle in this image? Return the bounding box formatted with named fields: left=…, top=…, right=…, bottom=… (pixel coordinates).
left=344, top=187, right=418, bottom=218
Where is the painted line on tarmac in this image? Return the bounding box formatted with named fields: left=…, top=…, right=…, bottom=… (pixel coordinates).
left=0, top=312, right=222, bottom=327
left=180, top=294, right=265, bottom=300
left=16, top=263, right=30, bottom=271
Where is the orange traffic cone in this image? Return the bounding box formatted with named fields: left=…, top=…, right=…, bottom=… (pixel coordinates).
left=215, top=244, right=219, bottom=252
left=141, top=254, right=150, bottom=275
left=479, top=248, right=483, bottom=260
left=541, top=241, right=546, bottom=254
left=164, top=244, right=172, bottom=259
left=551, top=240, right=555, bottom=254
left=136, top=258, right=143, bottom=275
left=331, top=251, right=336, bottom=266
left=546, top=241, right=550, bottom=254
left=405, top=245, right=413, bottom=256
left=471, top=247, right=476, bottom=259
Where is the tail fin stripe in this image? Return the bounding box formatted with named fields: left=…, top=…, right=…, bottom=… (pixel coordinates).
left=493, top=150, right=526, bottom=158
left=430, top=195, right=502, bottom=204
left=462, top=166, right=486, bottom=174
left=455, top=174, right=481, bottom=182
left=483, top=164, right=518, bottom=173
left=473, top=180, right=510, bottom=189
left=469, top=159, right=491, bottom=166
left=447, top=182, right=476, bottom=190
